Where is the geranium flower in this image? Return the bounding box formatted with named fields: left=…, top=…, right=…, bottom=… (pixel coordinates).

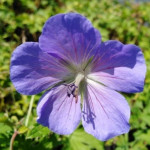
left=10, top=13, right=146, bottom=141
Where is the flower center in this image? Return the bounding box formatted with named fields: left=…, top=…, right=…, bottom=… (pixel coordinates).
left=61, top=57, right=93, bottom=102
left=74, top=73, right=84, bottom=87
left=65, top=73, right=84, bottom=103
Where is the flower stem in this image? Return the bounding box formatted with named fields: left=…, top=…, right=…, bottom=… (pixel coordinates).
left=10, top=130, right=18, bottom=150
left=124, top=133, right=129, bottom=150
left=25, top=95, right=35, bottom=126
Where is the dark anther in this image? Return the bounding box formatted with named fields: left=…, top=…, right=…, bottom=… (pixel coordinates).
left=66, top=83, right=77, bottom=97
left=67, top=93, right=71, bottom=97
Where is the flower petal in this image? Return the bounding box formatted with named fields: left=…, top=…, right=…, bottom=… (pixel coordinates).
left=37, top=85, right=81, bottom=135
left=90, top=40, right=146, bottom=93
left=10, top=42, right=69, bottom=95
left=82, top=79, right=130, bottom=141
left=39, top=13, right=101, bottom=64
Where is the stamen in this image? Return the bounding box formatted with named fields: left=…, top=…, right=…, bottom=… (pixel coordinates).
left=66, top=84, right=77, bottom=97
left=64, top=73, right=84, bottom=103
left=67, top=84, right=76, bottom=97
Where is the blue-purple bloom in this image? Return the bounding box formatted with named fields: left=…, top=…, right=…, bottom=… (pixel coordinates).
left=10, top=13, right=146, bottom=141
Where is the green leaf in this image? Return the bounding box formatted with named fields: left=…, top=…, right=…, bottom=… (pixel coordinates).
left=18, top=125, right=28, bottom=134
left=65, top=128, right=104, bottom=150
left=0, top=123, right=13, bottom=134
left=26, top=124, right=50, bottom=140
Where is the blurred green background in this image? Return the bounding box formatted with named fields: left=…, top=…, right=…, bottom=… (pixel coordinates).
left=0, top=0, right=150, bottom=149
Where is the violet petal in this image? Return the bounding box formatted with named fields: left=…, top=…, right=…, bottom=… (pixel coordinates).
left=82, top=79, right=130, bottom=141
left=37, top=85, right=81, bottom=135
left=91, top=40, right=146, bottom=93
left=39, top=13, right=101, bottom=64
left=10, top=42, right=69, bottom=95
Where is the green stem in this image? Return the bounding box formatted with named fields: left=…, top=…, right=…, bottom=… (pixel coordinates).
left=124, top=133, right=128, bottom=150
left=25, top=95, right=35, bottom=126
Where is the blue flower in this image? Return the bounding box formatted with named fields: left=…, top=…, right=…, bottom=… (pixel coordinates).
left=10, top=13, right=146, bottom=141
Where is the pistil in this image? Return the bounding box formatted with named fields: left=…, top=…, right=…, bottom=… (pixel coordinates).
left=74, top=73, right=84, bottom=87
left=73, top=73, right=84, bottom=103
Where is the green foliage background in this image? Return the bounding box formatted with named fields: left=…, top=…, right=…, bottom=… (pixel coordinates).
left=0, top=0, right=150, bottom=149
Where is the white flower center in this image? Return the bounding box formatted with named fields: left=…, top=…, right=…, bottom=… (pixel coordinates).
left=74, top=73, right=84, bottom=87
